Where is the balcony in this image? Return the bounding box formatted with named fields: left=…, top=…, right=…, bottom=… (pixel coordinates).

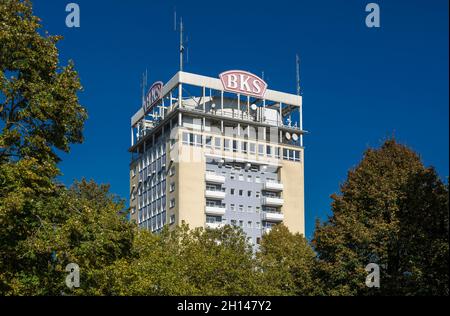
left=205, top=173, right=226, bottom=184
left=261, top=196, right=284, bottom=207
left=263, top=181, right=284, bottom=192
left=205, top=206, right=226, bottom=216
left=205, top=189, right=226, bottom=200
left=262, top=211, right=284, bottom=222
left=205, top=222, right=224, bottom=230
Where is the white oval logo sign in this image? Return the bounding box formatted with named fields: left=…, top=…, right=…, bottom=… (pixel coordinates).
left=144, top=81, right=163, bottom=113
left=219, top=70, right=267, bottom=98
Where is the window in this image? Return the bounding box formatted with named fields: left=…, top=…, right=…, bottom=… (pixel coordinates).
left=205, top=136, right=212, bottom=148
left=239, top=174, right=244, bottom=181
left=247, top=206, right=252, bottom=212
left=256, top=207, right=261, bottom=213
left=255, top=176, right=261, bottom=183
left=206, top=200, right=216, bottom=207
left=239, top=189, right=243, bottom=196
left=169, top=198, right=176, bottom=209
left=131, top=167, right=136, bottom=177
left=170, top=214, right=176, bottom=225
left=230, top=188, right=235, bottom=195
left=170, top=182, right=175, bottom=192
left=224, top=139, right=231, bottom=151
left=230, top=204, right=235, bottom=211
left=233, top=140, right=239, bottom=152
left=247, top=191, right=252, bottom=197
left=256, top=191, right=261, bottom=198
left=206, top=216, right=221, bottom=223
left=239, top=205, right=244, bottom=212
left=242, top=142, right=248, bottom=154
left=182, top=132, right=189, bottom=145
left=266, top=145, right=272, bottom=156
left=247, top=175, right=252, bottom=182
left=274, top=147, right=280, bottom=159
left=283, top=148, right=289, bottom=159
left=194, top=134, right=202, bottom=147
left=231, top=220, right=237, bottom=226
left=239, top=220, right=244, bottom=227
left=214, top=137, right=222, bottom=150
left=131, top=207, right=136, bottom=214
left=230, top=173, right=235, bottom=180
left=294, top=150, right=301, bottom=162
left=256, top=237, right=261, bottom=244
left=248, top=221, right=252, bottom=228
left=258, top=144, right=264, bottom=156
left=250, top=143, right=256, bottom=154
left=169, top=166, right=175, bottom=176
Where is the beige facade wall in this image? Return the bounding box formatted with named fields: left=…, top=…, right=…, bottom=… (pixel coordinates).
left=175, top=144, right=206, bottom=229
left=280, top=150, right=305, bottom=235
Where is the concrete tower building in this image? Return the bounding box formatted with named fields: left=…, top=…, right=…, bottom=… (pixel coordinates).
left=129, top=70, right=305, bottom=245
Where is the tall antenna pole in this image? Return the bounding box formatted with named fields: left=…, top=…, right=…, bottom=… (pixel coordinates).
left=141, top=70, right=147, bottom=108
left=296, top=54, right=301, bottom=96
left=174, top=7, right=177, bottom=31
left=296, top=53, right=303, bottom=147
left=179, top=17, right=184, bottom=72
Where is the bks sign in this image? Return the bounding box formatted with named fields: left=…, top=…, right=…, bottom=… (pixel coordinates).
left=219, top=70, right=267, bottom=98
left=144, top=81, right=163, bottom=113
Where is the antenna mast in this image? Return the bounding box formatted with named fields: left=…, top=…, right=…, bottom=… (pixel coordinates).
left=179, top=17, right=184, bottom=72
left=296, top=54, right=303, bottom=147
left=141, top=69, right=148, bottom=107
left=296, top=54, right=301, bottom=96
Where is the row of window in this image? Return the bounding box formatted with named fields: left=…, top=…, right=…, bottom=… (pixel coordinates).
left=206, top=216, right=277, bottom=230
left=139, top=187, right=166, bottom=209
left=139, top=211, right=167, bottom=232
left=139, top=201, right=166, bottom=220
left=182, top=132, right=301, bottom=162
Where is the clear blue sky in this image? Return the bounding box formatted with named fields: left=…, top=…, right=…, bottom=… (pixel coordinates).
left=33, top=0, right=449, bottom=239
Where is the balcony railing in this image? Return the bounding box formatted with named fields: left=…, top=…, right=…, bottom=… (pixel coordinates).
left=205, top=222, right=224, bottom=230
left=205, top=206, right=226, bottom=216
left=205, top=172, right=226, bottom=184
left=261, top=196, right=284, bottom=207
left=205, top=189, right=226, bottom=200
left=262, top=211, right=284, bottom=222
left=262, top=181, right=284, bottom=192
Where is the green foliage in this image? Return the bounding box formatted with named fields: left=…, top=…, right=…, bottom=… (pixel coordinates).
left=100, top=224, right=268, bottom=296
left=0, top=0, right=448, bottom=297
left=0, top=177, right=134, bottom=295
left=0, top=0, right=87, bottom=166
left=257, top=225, right=322, bottom=295
left=313, top=139, right=449, bottom=295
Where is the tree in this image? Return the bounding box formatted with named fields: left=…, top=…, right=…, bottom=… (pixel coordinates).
left=257, top=225, right=322, bottom=296
left=0, top=0, right=87, bottom=166
left=0, top=179, right=135, bottom=295
left=313, top=139, right=449, bottom=295
left=101, top=224, right=269, bottom=296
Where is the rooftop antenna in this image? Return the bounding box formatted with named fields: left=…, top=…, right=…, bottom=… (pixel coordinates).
left=174, top=7, right=177, bottom=31
left=186, top=35, right=190, bottom=65
left=141, top=69, right=148, bottom=107
left=296, top=53, right=304, bottom=147
left=296, top=53, right=301, bottom=96
left=179, top=17, right=184, bottom=71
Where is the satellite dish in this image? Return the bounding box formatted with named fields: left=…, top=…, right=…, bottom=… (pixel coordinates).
left=250, top=104, right=257, bottom=111
left=292, top=133, right=299, bottom=141
left=211, top=103, right=216, bottom=109
left=285, top=132, right=291, bottom=140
